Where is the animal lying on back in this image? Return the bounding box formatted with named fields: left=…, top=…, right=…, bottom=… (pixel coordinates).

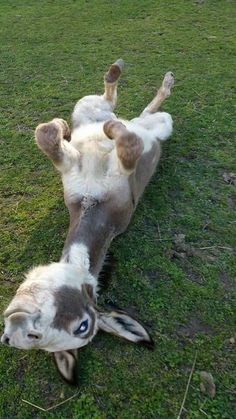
left=1, top=60, right=174, bottom=384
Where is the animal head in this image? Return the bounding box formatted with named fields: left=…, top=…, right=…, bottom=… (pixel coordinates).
left=1, top=262, right=154, bottom=384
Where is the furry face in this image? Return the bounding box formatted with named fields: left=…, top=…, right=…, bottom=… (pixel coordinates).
left=1, top=262, right=153, bottom=351
left=1, top=263, right=98, bottom=352
left=1, top=262, right=154, bottom=384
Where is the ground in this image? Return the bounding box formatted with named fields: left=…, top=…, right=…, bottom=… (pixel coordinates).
left=0, top=0, right=235, bottom=418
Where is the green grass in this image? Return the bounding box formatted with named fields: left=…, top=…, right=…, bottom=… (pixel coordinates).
left=0, top=0, right=235, bottom=417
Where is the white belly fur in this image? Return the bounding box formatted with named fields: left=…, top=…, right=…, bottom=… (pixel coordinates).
left=64, top=116, right=167, bottom=203
left=63, top=122, right=130, bottom=203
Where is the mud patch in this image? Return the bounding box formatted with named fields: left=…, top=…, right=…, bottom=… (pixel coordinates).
left=166, top=234, right=210, bottom=284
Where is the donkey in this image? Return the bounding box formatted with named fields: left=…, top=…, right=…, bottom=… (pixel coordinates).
left=1, top=60, right=174, bottom=384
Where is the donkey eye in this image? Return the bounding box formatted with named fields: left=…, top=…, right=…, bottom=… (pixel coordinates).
left=74, top=319, right=89, bottom=336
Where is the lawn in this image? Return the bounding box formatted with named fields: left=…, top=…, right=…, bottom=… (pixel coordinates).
left=0, top=0, right=235, bottom=417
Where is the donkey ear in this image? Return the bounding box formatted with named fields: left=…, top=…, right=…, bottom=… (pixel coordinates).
left=98, top=309, right=154, bottom=349
left=53, top=349, right=78, bottom=385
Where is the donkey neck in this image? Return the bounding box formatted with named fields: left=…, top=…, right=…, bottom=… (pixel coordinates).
left=61, top=196, right=117, bottom=277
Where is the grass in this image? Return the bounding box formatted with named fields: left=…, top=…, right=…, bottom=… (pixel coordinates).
left=0, top=0, right=235, bottom=417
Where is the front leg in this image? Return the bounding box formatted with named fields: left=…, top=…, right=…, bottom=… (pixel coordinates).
left=103, top=120, right=144, bottom=174
left=35, top=119, right=79, bottom=173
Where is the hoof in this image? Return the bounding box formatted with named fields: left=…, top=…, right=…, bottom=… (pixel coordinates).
left=105, top=59, right=124, bottom=83
left=52, top=118, right=70, bottom=141
left=162, top=71, right=174, bottom=91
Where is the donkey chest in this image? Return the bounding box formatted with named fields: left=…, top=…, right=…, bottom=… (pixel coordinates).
left=62, top=161, right=130, bottom=204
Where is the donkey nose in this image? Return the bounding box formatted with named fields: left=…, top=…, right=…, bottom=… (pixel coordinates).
left=1, top=334, right=10, bottom=345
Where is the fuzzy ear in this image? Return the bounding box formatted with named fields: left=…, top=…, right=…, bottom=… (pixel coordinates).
left=98, top=309, right=154, bottom=349
left=53, top=349, right=78, bottom=385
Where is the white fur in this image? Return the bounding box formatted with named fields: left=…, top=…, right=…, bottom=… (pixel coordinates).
left=72, top=95, right=117, bottom=127
left=63, top=122, right=131, bottom=203
left=65, top=243, right=90, bottom=270
left=56, top=140, right=80, bottom=173
left=62, top=110, right=172, bottom=202
left=2, top=261, right=98, bottom=351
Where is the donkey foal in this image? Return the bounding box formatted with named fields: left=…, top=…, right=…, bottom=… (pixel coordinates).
left=1, top=60, right=174, bottom=384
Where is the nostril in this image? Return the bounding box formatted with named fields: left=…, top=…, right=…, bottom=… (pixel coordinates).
left=3, top=335, right=10, bottom=345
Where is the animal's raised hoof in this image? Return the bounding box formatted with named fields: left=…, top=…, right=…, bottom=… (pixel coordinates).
left=35, top=121, right=60, bottom=147
left=105, top=59, right=124, bottom=83
left=52, top=118, right=71, bottom=141
left=162, top=71, right=174, bottom=94
left=114, top=58, right=125, bottom=71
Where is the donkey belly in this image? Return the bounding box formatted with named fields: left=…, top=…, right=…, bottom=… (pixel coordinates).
left=64, top=128, right=132, bottom=206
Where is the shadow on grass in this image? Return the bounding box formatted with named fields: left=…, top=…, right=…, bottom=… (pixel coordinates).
left=18, top=199, right=68, bottom=270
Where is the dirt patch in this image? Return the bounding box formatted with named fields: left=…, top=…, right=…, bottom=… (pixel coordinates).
left=166, top=234, right=215, bottom=284
left=167, top=234, right=202, bottom=259
left=176, top=316, right=214, bottom=339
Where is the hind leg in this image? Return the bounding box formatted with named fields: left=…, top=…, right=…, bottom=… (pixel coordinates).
left=140, top=71, right=174, bottom=116
left=72, top=59, right=124, bottom=128
left=131, top=72, right=174, bottom=141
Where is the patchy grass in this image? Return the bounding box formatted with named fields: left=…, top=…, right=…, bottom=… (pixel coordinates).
left=0, top=0, right=235, bottom=417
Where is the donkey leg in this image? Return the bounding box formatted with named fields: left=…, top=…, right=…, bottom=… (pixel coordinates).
left=103, top=120, right=144, bottom=174
left=35, top=119, right=79, bottom=173
left=140, top=71, right=174, bottom=116
left=103, top=59, right=124, bottom=106
left=130, top=72, right=174, bottom=142
left=72, top=59, right=124, bottom=128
